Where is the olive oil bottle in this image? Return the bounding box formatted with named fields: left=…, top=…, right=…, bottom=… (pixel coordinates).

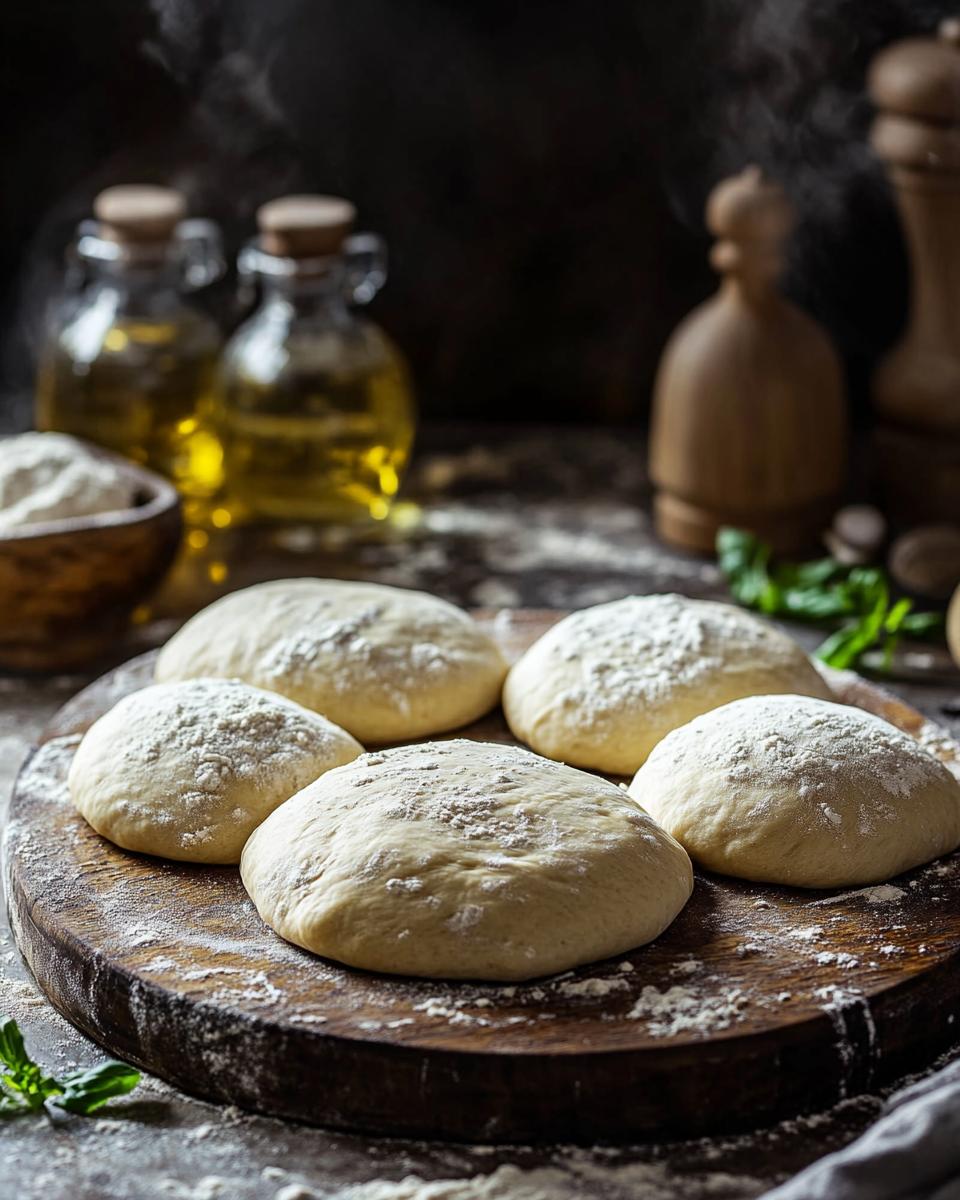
left=35, top=186, right=225, bottom=512
left=215, top=195, right=416, bottom=524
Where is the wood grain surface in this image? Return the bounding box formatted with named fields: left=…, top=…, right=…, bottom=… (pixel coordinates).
left=6, top=610, right=960, bottom=1143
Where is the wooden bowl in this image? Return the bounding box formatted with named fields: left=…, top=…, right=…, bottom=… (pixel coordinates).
left=0, top=450, right=182, bottom=671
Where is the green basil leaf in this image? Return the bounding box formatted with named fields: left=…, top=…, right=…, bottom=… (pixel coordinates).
left=0, top=1019, right=30, bottom=1074
left=716, top=528, right=772, bottom=608
left=901, top=611, right=944, bottom=638
left=0, top=1022, right=139, bottom=1120
left=776, top=558, right=845, bottom=589
left=0, top=1091, right=29, bottom=1117
left=816, top=621, right=867, bottom=669
left=716, top=527, right=948, bottom=674
left=716, top=526, right=759, bottom=566
left=52, top=1062, right=141, bottom=1114
left=780, top=588, right=856, bottom=620
left=847, top=568, right=888, bottom=613
left=883, top=598, right=913, bottom=635
left=0, top=1019, right=60, bottom=1111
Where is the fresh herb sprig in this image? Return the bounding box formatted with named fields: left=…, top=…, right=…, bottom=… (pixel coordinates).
left=0, top=1018, right=140, bottom=1118
left=716, top=528, right=943, bottom=671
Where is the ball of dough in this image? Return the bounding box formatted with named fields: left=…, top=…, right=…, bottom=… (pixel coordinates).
left=155, top=579, right=507, bottom=744
left=241, top=739, right=693, bottom=981
left=68, top=679, right=363, bottom=863
left=503, top=594, right=831, bottom=775
left=630, top=694, right=960, bottom=888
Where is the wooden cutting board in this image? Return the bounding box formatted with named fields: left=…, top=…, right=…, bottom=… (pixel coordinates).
left=6, top=610, right=960, bottom=1143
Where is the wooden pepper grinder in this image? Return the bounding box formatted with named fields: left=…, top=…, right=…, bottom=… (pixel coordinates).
left=649, top=167, right=847, bottom=554
left=869, top=19, right=960, bottom=525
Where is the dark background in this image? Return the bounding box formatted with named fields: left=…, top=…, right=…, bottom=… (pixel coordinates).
left=0, top=0, right=949, bottom=429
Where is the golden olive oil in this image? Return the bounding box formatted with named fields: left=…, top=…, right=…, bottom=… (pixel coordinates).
left=36, top=313, right=223, bottom=502
left=216, top=194, right=416, bottom=525
left=216, top=331, right=414, bottom=523
left=35, top=185, right=226, bottom=512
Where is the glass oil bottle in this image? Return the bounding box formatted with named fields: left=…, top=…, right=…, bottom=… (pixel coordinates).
left=35, top=185, right=225, bottom=519
left=215, top=195, right=416, bottom=525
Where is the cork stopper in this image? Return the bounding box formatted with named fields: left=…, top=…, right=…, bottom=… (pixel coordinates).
left=706, top=167, right=792, bottom=280
left=257, top=195, right=357, bottom=258
left=93, top=185, right=187, bottom=245
left=869, top=20, right=960, bottom=124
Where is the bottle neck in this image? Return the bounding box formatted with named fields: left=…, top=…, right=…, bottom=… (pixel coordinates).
left=260, top=266, right=351, bottom=323
left=86, top=254, right=185, bottom=315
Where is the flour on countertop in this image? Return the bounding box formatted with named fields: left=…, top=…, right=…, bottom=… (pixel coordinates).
left=0, top=431, right=135, bottom=531
left=325, top=1158, right=760, bottom=1200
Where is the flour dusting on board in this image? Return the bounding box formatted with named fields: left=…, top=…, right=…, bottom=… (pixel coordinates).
left=9, top=736, right=959, bottom=1048
left=626, top=984, right=748, bottom=1038
left=7, top=684, right=960, bottom=1140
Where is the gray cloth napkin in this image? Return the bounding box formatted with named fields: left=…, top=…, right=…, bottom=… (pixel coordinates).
left=761, top=1060, right=960, bottom=1200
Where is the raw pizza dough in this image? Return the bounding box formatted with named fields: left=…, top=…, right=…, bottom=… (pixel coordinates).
left=502, top=593, right=831, bottom=774
left=68, top=678, right=363, bottom=863
left=630, top=694, right=960, bottom=888
left=155, top=579, right=507, bottom=744
left=241, top=739, right=693, bottom=980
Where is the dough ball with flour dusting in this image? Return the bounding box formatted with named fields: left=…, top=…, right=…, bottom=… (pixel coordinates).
left=155, top=579, right=507, bottom=743
left=68, top=679, right=363, bottom=863
left=241, top=739, right=693, bottom=981
left=503, top=594, right=831, bottom=775
left=630, top=694, right=960, bottom=888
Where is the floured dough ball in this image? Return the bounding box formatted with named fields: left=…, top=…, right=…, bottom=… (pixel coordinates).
left=503, top=594, right=831, bottom=774
left=630, top=694, right=960, bottom=888
left=68, top=679, right=363, bottom=863
left=155, top=579, right=507, bottom=744
left=241, top=739, right=693, bottom=981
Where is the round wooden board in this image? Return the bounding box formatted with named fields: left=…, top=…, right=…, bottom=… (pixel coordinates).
left=6, top=609, right=960, bottom=1143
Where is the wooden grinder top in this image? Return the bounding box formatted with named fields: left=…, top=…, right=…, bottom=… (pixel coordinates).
left=706, top=165, right=792, bottom=289
left=870, top=18, right=960, bottom=171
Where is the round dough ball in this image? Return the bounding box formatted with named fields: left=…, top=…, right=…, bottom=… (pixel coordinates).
left=503, top=594, right=831, bottom=775
left=241, top=739, right=693, bottom=981
left=155, top=579, right=507, bottom=744
left=630, top=694, right=960, bottom=888
left=68, top=679, right=363, bottom=863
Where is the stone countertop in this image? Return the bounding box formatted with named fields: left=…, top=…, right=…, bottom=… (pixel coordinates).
left=1, top=425, right=958, bottom=1200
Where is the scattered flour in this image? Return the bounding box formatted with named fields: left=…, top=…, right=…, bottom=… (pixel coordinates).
left=554, top=977, right=630, bottom=999
left=626, top=985, right=748, bottom=1038
left=808, top=884, right=907, bottom=908
left=325, top=1159, right=759, bottom=1200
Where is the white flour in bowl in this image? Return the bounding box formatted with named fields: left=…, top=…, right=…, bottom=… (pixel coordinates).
left=0, top=431, right=135, bottom=531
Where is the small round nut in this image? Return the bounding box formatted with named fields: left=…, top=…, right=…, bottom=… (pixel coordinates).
left=889, top=524, right=960, bottom=601
left=946, top=581, right=960, bottom=668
